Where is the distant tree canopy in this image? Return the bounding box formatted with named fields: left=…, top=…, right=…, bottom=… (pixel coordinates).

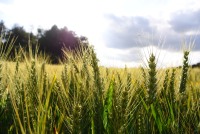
left=7, top=25, right=37, bottom=49
left=0, top=20, right=6, bottom=34
left=191, top=62, right=200, bottom=68
left=0, top=20, right=89, bottom=63
left=38, top=25, right=83, bottom=62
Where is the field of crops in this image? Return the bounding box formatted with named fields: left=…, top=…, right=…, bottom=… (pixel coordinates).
left=0, top=41, right=200, bottom=133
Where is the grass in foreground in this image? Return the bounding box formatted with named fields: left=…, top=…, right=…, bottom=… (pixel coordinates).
left=0, top=39, right=200, bottom=134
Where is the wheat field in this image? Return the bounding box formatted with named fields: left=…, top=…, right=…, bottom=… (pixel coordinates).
left=0, top=40, right=200, bottom=134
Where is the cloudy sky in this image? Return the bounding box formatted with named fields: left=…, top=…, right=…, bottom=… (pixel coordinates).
left=0, top=0, right=200, bottom=67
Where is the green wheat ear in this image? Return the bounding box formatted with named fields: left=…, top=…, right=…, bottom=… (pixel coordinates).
left=179, top=51, right=190, bottom=93
left=169, top=68, right=176, bottom=102
left=148, top=53, right=157, bottom=104
left=161, top=69, right=169, bottom=98
left=141, top=67, right=147, bottom=89
left=61, top=64, right=68, bottom=90
left=0, top=62, right=2, bottom=84
left=72, top=104, right=82, bottom=134
left=91, top=47, right=104, bottom=134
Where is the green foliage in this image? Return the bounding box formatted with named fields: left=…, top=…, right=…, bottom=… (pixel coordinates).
left=103, top=80, right=114, bottom=133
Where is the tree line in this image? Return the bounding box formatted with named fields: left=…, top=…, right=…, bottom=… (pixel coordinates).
left=0, top=20, right=89, bottom=63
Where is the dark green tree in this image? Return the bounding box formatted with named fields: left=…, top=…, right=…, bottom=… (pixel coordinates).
left=1, top=21, right=89, bottom=63
left=4, top=25, right=37, bottom=59
left=7, top=25, right=31, bottom=48
left=0, top=20, right=6, bottom=34
left=38, top=25, right=88, bottom=63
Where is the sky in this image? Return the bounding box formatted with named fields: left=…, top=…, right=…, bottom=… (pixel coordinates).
left=0, top=0, right=200, bottom=67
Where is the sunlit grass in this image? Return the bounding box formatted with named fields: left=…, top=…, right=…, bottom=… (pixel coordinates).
left=0, top=37, right=200, bottom=133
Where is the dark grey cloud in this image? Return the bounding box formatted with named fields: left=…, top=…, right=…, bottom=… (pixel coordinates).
left=162, top=28, right=200, bottom=51
left=103, top=13, right=200, bottom=52
left=169, top=9, right=200, bottom=33
left=101, top=11, right=200, bottom=65
left=103, top=14, right=154, bottom=49
left=182, top=34, right=200, bottom=51
left=193, top=37, right=200, bottom=50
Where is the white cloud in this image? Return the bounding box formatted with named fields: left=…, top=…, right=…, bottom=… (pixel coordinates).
left=1, top=0, right=200, bottom=67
